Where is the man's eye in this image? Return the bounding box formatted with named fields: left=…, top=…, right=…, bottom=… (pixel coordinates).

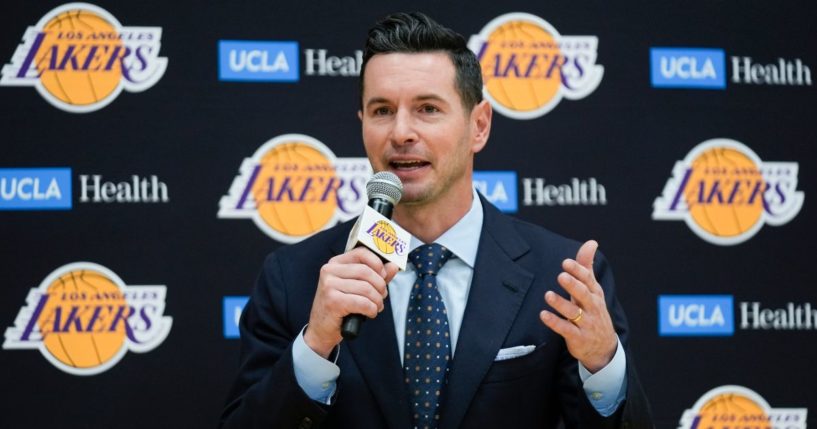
left=373, top=107, right=392, bottom=116
left=420, top=105, right=440, bottom=114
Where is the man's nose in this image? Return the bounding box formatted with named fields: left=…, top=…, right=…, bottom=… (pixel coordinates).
left=389, top=109, right=418, bottom=146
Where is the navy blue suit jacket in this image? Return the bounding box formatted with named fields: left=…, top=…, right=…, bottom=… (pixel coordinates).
left=220, top=196, right=653, bottom=429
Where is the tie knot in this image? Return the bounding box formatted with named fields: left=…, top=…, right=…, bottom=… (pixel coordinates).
left=410, top=243, right=453, bottom=277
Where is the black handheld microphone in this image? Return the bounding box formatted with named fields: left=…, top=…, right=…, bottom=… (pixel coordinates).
left=341, top=171, right=403, bottom=340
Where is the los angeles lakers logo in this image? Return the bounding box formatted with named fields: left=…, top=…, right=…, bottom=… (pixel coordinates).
left=0, top=3, right=167, bottom=113
left=3, top=262, right=172, bottom=375
left=367, top=220, right=406, bottom=255
left=678, top=385, right=807, bottom=428
left=653, top=139, right=804, bottom=245
left=218, top=134, right=372, bottom=243
left=468, top=13, right=604, bottom=120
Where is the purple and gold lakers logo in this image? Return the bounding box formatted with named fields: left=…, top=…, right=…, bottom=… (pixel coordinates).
left=678, top=385, right=807, bottom=428
left=3, top=262, right=172, bottom=376
left=653, top=139, right=804, bottom=245
left=218, top=134, right=372, bottom=243
left=0, top=3, right=167, bottom=113
left=367, top=220, right=406, bottom=255
left=468, top=13, right=603, bottom=120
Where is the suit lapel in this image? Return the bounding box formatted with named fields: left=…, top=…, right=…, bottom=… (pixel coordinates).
left=331, top=227, right=412, bottom=429
left=345, top=298, right=412, bottom=429
left=439, top=197, right=534, bottom=429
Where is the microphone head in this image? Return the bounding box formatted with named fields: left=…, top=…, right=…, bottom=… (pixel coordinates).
left=367, top=171, right=403, bottom=205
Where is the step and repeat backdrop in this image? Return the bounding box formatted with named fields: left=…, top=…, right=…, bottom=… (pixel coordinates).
left=1, top=1, right=814, bottom=428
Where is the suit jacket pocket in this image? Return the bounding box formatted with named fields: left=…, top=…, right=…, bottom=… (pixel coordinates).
left=481, top=341, right=550, bottom=384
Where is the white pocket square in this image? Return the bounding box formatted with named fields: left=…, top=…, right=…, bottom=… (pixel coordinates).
left=494, top=345, right=536, bottom=361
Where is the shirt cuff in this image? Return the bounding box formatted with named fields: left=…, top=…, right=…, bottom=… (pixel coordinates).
left=578, top=336, right=627, bottom=416
left=292, top=325, right=340, bottom=404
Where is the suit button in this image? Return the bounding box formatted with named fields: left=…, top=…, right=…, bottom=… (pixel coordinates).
left=298, top=417, right=312, bottom=429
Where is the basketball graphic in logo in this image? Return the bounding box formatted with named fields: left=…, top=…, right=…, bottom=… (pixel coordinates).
left=39, top=269, right=128, bottom=369
left=678, top=385, right=807, bottom=429
left=36, top=9, right=124, bottom=106
left=251, top=139, right=338, bottom=238
left=695, top=392, right=768, bottom=427
left=369, top=220, right=398, bottom=254
left=683, top=146, right=765, bottom=238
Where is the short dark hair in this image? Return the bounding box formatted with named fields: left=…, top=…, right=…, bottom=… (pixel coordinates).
left=360, top=12, right=483, bottom=112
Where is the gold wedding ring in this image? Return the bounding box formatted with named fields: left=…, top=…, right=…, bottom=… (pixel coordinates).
left=568, top=308, right=583, bottom=325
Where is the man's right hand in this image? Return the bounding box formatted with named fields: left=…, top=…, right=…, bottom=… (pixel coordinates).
left=304, top=247, right=399, bottom=358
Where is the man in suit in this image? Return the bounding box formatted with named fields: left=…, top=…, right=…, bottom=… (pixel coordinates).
left=220, top=12, right=653, bottom=429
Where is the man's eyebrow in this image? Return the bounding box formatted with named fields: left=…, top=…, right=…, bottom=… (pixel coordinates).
left=364, top=97, right=390, bottom=109
left=415, top=94, right=448, bottom=104
left=364, top=94, right=449, bottom=109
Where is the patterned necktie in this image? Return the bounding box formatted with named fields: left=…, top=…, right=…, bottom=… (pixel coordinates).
left=404, top=243, right=454, bottom=429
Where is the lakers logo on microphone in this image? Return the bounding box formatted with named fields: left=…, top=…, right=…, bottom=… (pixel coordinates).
left=652, top=139, right=804, bottom=245
left=0, top=3, right=167, bottom=113
left=218, top=134, right=372, bottom=243
left=367, top=220, right=407, bottom=255
left=468, top=13, right=604, bottom=120
left=3, top=262, right=172, bottom=375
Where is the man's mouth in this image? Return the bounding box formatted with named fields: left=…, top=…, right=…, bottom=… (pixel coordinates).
left=389, top=160, right=430, bottom=171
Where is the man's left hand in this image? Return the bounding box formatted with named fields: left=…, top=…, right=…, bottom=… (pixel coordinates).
left=539, top=240, right=618, bottom=373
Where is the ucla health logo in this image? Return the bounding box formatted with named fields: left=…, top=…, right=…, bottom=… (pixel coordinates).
left=218, top=134, right=371, bottom=243
left=3, top=262, right=172, bottom=375
left=473, top=171, right=517, bottom=213
left=650, top=47, right=726, bottom=89
left=653, top=139, right=803, bottom=245
left=658, top=295, right=734, bottom=336
left=218, top=40, right=299, bottom=82
left=223, top=296, right=249, bottom=339
left=1, top=3, right=167, bottom=113
left=468, top=13, right=603, bottom=119
left=1, top=169, right=169, bottom=210
left=0, top=168, right=71, bottom=210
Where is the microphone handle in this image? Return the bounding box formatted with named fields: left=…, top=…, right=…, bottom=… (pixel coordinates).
left=341, top=314, right=365, bottom=340
left=368, top=197, right=393, bottom=218
left=341, top=198, right=394, bottom=340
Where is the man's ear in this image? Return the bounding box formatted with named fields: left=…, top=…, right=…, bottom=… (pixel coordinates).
left=358, top=110, right=363, bottom=121
left=471, top=100, right=492, bottom=154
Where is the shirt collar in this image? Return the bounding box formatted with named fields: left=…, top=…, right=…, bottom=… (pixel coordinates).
left=407, top=187, right=483, bottom=268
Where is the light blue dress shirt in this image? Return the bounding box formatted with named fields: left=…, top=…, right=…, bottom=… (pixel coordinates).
left=292, top=188, right=627, bottom=415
